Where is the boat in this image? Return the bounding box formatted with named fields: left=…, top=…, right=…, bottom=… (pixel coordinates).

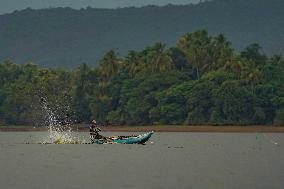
left=95, top=131, right=154, bottom=144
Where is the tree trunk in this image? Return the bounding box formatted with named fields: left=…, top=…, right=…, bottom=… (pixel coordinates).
left=196, top=66, right=200, bottom=80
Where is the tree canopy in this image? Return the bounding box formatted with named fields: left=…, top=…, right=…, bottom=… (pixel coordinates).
left=1, top=30, right=284, bottom=126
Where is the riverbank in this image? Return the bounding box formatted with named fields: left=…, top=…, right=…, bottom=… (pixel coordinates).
left=102, top=126, right=284, bottom=133
left=1, top=125, right=284, bottom=133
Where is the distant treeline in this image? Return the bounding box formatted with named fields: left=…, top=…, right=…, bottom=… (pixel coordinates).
left=0, top=30, right=284, bottom=126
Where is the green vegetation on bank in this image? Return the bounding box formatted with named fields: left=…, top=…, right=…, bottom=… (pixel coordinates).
left=0, top=30, right=284, bottom=126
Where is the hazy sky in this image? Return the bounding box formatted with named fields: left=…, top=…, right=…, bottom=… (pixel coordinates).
left=0, top=0, right=201, bottom=15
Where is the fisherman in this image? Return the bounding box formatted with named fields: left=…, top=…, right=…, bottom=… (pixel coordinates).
left=89, top=120, right=106, bottom=143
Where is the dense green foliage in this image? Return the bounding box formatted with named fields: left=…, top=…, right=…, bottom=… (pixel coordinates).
left=1, top=30, right=284, bottom=126
left=0, top=0, right=283, bottom=67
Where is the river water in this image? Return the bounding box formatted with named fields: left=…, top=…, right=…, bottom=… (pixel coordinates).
left=0, top=132, right=283, bottom=189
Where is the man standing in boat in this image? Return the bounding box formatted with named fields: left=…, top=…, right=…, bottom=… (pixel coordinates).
left=89, top=120, right=106, bottom=143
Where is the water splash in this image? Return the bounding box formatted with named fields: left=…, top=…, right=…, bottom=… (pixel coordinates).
left=40, top=97, right=83, bottom=144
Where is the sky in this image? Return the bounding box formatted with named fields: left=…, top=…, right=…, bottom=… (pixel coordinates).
left=0, top=0, right=201, bottom=15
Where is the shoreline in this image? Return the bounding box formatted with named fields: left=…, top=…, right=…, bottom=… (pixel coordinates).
left=102, top=126, right=284, bottom=133
left=1, top=125, right=284, bottom=133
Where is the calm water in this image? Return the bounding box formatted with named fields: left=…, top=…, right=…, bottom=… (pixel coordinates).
left=0, top=132, right=284, bottom=189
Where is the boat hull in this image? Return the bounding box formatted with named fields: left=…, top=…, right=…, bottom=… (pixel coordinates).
left=95, top=131, right=154, bottom=144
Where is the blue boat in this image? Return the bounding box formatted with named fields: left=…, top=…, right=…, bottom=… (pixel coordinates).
left=95, top=131, right=154, bottom=144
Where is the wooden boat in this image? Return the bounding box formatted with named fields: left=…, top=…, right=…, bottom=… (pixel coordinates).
left=95, top=131, right=154, bottom=144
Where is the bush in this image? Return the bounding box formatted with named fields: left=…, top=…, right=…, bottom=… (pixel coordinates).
left=274, top=109, right=284, bottom=126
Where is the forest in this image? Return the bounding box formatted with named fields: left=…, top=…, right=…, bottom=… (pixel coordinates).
left=0, top=30, right=284, bottom=126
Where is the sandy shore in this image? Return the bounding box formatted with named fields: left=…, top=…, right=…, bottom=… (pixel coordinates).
left=1, top=125, right=284, bottom=133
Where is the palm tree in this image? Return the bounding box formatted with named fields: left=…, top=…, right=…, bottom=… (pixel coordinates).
left=125, top=50, right=145, bottom=77
left=224, top=57, right=243, bottom=80
left=125, top=43, right=172, bottom=76
left=177, top=30, right=211, bottom=80
left=147, top=43, right=172, bottom=73
left=247, top=68, right=262, bottom=94
left=99, top=50, right=121, bottom=81
left=240, top=59, right=262, bottom=94
left=211, top=34, right=233, bottom=70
